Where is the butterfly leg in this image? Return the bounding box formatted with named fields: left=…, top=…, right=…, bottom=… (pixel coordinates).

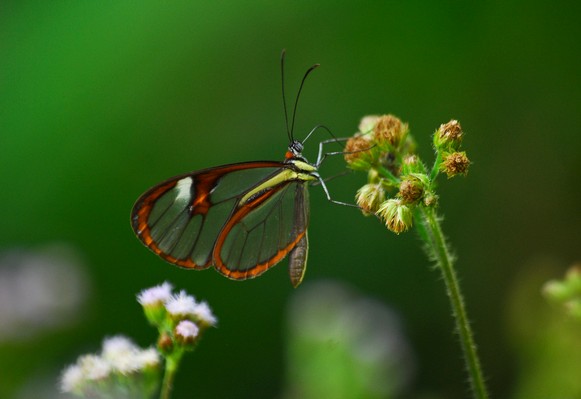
left=315, top=137, right=351, bottom=167
left=315, top=174, right=359, bottom=208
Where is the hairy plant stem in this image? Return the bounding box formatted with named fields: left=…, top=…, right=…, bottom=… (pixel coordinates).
left=418, top=205, right=489, bottom=399
left=160, top=352, right=183, bottom=399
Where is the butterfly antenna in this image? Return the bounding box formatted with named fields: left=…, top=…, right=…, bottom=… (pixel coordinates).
left=290, top=62, right=320, bottom=141
left=280, top=49, right=292, bottom=143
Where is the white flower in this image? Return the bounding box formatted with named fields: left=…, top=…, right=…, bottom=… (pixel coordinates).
left=101, top=335, right=141, bottom=374
left=165, top=290, right=197, bottom=317
left=60, top=363, right=84, bottom=393
left=59, top=340, right=161, bottom=398
left=135, top=347, right=160, bottom=369
left=78, top=354, right=111, bottom=381
left=137, top=281, right=173, bottom=306
left=102, top=335, right=139, bottom=359
left=176, top=320, right=199, bottom=340
left=192, top=301, right=217, bottom=327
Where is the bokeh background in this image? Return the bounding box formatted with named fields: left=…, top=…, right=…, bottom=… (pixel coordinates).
left=1, top=2, right=580, bottom=398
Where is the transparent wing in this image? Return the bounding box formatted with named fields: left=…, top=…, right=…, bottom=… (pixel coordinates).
left=213, top=181, right=310, bottom=281
left=131, top=162, right=285, bottom=269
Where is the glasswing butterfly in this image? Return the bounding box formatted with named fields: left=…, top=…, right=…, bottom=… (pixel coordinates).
left=131, top=50, right=351, bottom=288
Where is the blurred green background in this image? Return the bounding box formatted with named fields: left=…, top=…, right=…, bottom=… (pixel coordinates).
left=1, top=1, right=580, bottom=398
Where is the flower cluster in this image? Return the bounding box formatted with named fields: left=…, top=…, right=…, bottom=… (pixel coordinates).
left=60, top=283, right=216, bottom=398
left=345, top=115, right=470, bottom=233
left=60, top=335, right=161, bottom=398
left=137, top=282, right=217, bottom=354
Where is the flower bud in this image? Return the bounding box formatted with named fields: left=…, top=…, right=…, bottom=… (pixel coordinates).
left=175, top=320, right=200, bottom=347
left=344, top=135, right=374, bottom=171
left=137, top=282, right=173, bottom=327
left=373, top=114, right=408, bottom=150
left=423, top=192, right=438, bottom=207
left=376, top=199, right=413, bottom=234
left=401, top=154, right=425, bottom=175
left=398, top=174, right=426, bottom=204
left=434, top=119, right=463, bottom=150
left=440, top=151, right=470, bottom=177
left=356, top=183, right=385, bottom=215
left=157, top=332, right=174, bottom=355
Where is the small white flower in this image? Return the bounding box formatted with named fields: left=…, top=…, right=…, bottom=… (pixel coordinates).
left=101, top=335, right=143, bottom=375
left=135, top=347, right=160, bottom=369
left=192, top=301, right=217, bottom=327
left=137, top=281, right=173, bottom=306
left=102, top=335, right=139, bottom=359
left=176, top=320, right=199, bottom=339
left=78, top=354, right=111, bottom=381
left=60, top=363, right=85, bottom=393
left=165, top=290, right=197, bottom=317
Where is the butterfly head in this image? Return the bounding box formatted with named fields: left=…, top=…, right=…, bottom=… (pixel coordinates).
left=286, top=140, right=304, bottom=160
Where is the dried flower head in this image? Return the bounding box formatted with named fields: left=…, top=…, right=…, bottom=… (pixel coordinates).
left=440, top=151, right=470, bottom=177
left=344, top=135, right=374, bottom=170
left=434, top=119, right=463, bottom=150
left=373, top=114, right=408, bottom=149
left=398, top=175, right=425, bottom=204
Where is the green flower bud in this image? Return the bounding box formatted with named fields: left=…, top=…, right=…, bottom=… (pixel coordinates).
left=376, top=199, right=413, bottom=234
left=401, top=154, right=426, bottom=175
left=423, top=192, right=438, bottom=207
left=356, top=183, right=385, bottom=215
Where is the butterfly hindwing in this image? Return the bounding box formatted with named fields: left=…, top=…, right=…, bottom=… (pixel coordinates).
left=213, top=180, right=310, bottom=280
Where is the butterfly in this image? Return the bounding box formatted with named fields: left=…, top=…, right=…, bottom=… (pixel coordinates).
left=131, top=50, right=349, bottom=288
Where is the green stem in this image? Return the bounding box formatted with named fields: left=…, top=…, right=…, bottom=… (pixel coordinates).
left=418, top=206, right=489, bottom=399
left=376, top=165, right=400, bottom=184
left=160, top=352, right=182, bottom=399
left=429, top=151, right=442, bottom=181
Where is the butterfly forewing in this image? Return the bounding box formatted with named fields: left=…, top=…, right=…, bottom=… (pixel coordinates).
left=132, top=161, right=286, bottom=269
left=131, top=161, right=312, bottom=281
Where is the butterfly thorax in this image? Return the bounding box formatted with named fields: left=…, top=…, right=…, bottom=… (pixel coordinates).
left=284, top=140, right=317, bottom=173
